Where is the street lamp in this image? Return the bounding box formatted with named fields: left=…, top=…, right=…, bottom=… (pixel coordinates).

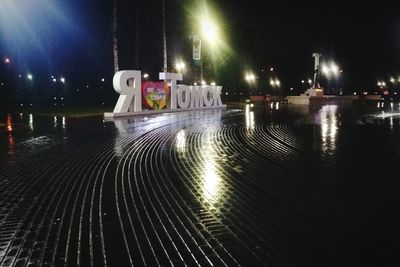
left=4, top=57, right=10, bottom=64
left=245, top=72, right=256, bottom=83
left=175, top=61, right=186, bottom=73
left=245, top=72, right=256, bottom=96
left=270, top=79, right=280, bottom=87
left=192, top=8, right=222, bottom=84
left=197, top=15, right=218, bottom=83
left=321, top=62, right=340, bottom=95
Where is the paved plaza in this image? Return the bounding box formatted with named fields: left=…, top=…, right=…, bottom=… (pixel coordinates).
left=1, top=102, right=400, bottom=266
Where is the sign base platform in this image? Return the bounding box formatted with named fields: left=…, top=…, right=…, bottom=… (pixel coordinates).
left=104, top=104, right=227, bottom=118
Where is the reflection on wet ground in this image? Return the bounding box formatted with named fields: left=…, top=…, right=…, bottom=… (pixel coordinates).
left=1, top=101, right=400, bottom=266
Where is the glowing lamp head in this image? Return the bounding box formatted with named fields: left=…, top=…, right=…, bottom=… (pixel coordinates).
left=201, top=16, right=218, bottom=42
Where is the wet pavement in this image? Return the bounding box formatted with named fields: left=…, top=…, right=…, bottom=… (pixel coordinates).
left=1, top=101, right=400, bottom=266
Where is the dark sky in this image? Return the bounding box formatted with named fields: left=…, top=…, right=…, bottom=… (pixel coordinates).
left=2, top=0, right=400, bottom=93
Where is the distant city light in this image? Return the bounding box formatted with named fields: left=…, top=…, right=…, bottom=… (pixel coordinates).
left=101, top=78, right=105, bottom=82
left=27, top=74, right=33, bottom=80
left=143, top=73, right=149, bottom=79
left=52, top=78, right=57, bottom=82
left=4, top=57, right=10, bottom=64
left=60, top=77, right=65, bottom=83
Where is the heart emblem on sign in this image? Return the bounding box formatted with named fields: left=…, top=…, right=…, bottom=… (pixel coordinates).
left=142, top=81, right=170, bottom=110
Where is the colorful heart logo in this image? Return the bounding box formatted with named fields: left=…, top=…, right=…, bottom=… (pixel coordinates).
left=142, top=81, right=170, bottom=110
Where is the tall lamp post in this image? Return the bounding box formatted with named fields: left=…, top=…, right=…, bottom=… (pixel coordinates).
left=192, top=13, right=219, bottom=84
left=322, top=62, right=339, bottom=95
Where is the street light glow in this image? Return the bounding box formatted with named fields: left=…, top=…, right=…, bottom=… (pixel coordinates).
left=175, top=61, right=186, bottom=72
left=60, top=77, right=65, bottom=83
left=201, top=15, right=218, bottom=42
left=270, top=79, right=280, bottom=87
left=4, top=57, right=10, bottom=64
left=322, top=62, right=340, bottom=77
left=27, top=74, right=33, bottom=80
left=331, top=64, right=339, bottom=75
left=245, top=72, right=256, bottom=82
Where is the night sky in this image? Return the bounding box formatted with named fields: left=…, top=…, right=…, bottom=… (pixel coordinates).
left=1, top=0, right=400, bottom=96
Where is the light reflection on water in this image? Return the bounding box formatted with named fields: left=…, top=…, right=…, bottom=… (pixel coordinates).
left=29, top=113, right=34, bottom=131
left=245, top=104, right=255, bottom=130
left=110, top=109, right=229, bottom=211
left=7, top=114, right=13, bottom=132
left=200, top=131, right=225, bottom=209
left=7, top=114, right=14, bottom=158
left=317, top=105, right=339, bottom=156
left=175, top=129, right=186, bottom=154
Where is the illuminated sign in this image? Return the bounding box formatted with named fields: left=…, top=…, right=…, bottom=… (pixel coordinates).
left=142, top=81, right=170, bottom=110
left=106, top=71, right=224, bottom=117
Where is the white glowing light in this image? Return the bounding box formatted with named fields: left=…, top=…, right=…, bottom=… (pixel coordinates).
left=175, top=61, right=186, bottom=72
left=201, top=16, right=218, bottom=42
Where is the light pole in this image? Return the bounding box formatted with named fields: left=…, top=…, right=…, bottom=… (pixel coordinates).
left=245, top=72, right=256, bottom=97
left=192, top=13, right=219, bottom=84
left=322, top=62, right=339, bottom=95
